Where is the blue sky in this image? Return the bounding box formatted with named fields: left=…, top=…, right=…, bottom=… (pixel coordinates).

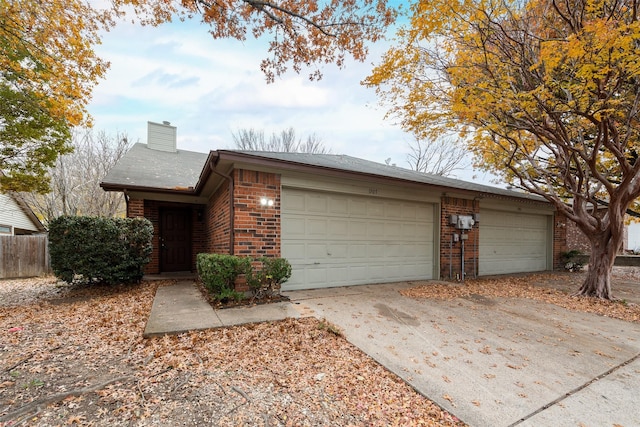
left=87, top=8, right=496, bottom=184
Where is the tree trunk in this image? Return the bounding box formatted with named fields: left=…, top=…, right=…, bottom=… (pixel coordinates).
left=575, top=234, right=617, bottom=300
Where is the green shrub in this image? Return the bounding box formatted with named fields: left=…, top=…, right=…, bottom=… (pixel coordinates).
left=560, top=249, right=584, bottom=272
left=197, top=254, right=292, bottom=301
left=49, top=216, right=153, bottom=285
left=196, top=253, right=250, bottom=298
left=246, top=257, right=292, bottom=299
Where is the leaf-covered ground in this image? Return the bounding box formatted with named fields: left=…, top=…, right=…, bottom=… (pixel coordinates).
left=402, top=268, right=640, bottom=323
left=0, top=278, right=464, bottom=426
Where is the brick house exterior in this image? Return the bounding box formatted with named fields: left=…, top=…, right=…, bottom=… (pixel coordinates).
left=565, top=213, right=629, bottom=254
left=102, top=123, right=568, bottom=289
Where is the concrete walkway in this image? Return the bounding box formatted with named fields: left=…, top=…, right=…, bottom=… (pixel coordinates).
left=144, top=280, right=640, bottom=426
left=143, top=281, right=299, bottom=337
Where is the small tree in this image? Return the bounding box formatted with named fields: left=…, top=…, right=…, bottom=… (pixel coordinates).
left=21, top=128, right=131, bottom=224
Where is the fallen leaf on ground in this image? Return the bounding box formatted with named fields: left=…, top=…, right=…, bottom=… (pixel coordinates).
left=0, top=277, right=465, bottom=426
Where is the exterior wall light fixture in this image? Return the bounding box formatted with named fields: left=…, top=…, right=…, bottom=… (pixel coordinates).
left=260, top=197, right=275, bottom=207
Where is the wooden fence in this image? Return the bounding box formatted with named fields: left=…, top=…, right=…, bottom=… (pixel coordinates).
left=0, top=235, right=50, bottom=279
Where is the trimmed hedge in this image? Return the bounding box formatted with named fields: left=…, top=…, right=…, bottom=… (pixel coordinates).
left=49, top=216, right=153, bottom=285
left=196, top=253, right=248, bottom=301
left=196, top=253, right=292, bottom=301
left=245, top=257, right=292, bottom=298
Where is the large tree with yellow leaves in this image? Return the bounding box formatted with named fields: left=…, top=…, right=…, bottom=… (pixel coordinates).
left=1, top=0, right=396, bottom=192
left=365, top=0, right=640, bottom=299
left=0, top=0, right=108, bottom=192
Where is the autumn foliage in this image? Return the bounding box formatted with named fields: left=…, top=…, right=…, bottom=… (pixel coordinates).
left=113, top=0, right=397, bottom=82
left=365, top=0, right=640, bottom=299
left=1, top=0, right=396, bottom=192
left=0, top=0, right=108, bottom=191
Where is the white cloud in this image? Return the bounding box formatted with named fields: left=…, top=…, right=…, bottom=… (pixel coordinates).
left=86, top=13, right=498, bottom=186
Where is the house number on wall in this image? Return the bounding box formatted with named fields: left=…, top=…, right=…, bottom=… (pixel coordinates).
left=368, top=188, right=379, bottom=195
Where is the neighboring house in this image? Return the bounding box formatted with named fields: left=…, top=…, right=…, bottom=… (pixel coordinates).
left=101, top=121, right=568, bottom=291
left=0, top=191, right=46, bottom=235
left=628, top=222, right=640, bottom=253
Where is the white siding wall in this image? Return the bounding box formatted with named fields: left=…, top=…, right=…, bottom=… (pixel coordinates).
left=628, top=222, right=640, bottom=252
left=147, top=121, right=177, bottom=152
left=0, top=194, right=39, bottom=234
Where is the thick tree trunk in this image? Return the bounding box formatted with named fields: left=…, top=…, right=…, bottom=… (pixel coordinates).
left=574, top=234, right=617, bottom=300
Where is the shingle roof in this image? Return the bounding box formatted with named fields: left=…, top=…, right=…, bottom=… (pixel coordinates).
left=230, top=150, right=544, bottom=202
left=102, top=144, right=545, bottom=203
left=101, top=143, right=208, bottom=191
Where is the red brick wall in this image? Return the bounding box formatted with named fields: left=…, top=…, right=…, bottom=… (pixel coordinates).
left=233, top=169, right=281, bottom=257
left=564, top=217, right=590, bottom=254
left=553, top=212, right=568, bottom=269
left=144, top=201, right=161, bottom=274
left=565, top=214, right=628, bottom=254
left=127, top=198, right=144, bottom=218
left=206, top=183, right=232, bottom=254
left=191, top=207, right=206, bottom=268
left=440, top=196, right=480, bottom=280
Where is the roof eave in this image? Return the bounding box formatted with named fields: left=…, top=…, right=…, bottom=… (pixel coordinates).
left=215, top=151, right=547, bottom=204
left=100, top=181, right=199, bottom=196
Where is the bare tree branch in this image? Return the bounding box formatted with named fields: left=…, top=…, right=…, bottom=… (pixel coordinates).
left=406, top=137, right=468, bottom=176
left=232, top=127, right=330, bottom=154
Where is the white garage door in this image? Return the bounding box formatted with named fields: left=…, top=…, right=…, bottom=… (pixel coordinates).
left=281, top=188, right=435, bottom=290
left=479, top=209, right=550, bottom=275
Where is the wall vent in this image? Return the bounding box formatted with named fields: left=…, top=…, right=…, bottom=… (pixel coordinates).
left=147, top=121, right=177, bottom=152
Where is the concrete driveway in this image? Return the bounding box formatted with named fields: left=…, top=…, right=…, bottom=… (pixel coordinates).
left=284, top=282, right=640, bottom=427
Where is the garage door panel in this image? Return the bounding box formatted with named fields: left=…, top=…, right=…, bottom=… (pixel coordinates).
left=327, top=219, right=348, bottom=237
left=369, top=265, right=388, bottom=280
left=327, top=266, right=349, bottom=282
left=349, top=266, right=369, bottom=281
left=350, top=199, right=367, bottom=215
left=348, top=244, right=368, bottom=259
left=329, top=197, right=349, bottom=214
left=384, top=222, right=402, bottom=236
left=307, top=243, right=328, bottom=259
left=368, top=221, right=386, bottom=238
left=283, top=192, right=306, bottom=210
left=282, top=217, right=306, bottom=237
left=367, top=244, right=386, bottom=258
left=479, top=210, right=549, bottom=276
left=368, top=201, right=385, bottom=217
left=307, top=194, right=328, bottom=212
left=282, top=243, right=306, bottom=261
left=308, top=219, right=327, bottom=236
left=282, top=188, right=434, bottom=290
left=349, top=221, right=367, bottom=238
left=306, top=268, right=327, bottom=285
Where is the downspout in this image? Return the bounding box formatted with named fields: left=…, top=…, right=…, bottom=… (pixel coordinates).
left=210, top=156, right=235, bottom=255
left=123, top=191, right=130, bottom=217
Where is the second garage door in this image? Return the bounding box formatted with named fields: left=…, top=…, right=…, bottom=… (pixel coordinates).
left=281, top=188, right=435, bottom=290
left=479, top=209, right=550, bottom=275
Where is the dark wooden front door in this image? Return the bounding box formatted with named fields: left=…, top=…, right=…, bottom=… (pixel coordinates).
left=160, top=208, right=192, bottom=272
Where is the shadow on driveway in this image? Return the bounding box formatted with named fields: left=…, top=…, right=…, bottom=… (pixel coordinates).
left=284, top=280, right=640, bottom=427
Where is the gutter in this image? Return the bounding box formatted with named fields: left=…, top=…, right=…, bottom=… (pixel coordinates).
left=100, top=182, right=199, bottom=195
left=209, top=154, right=235, bottom=255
